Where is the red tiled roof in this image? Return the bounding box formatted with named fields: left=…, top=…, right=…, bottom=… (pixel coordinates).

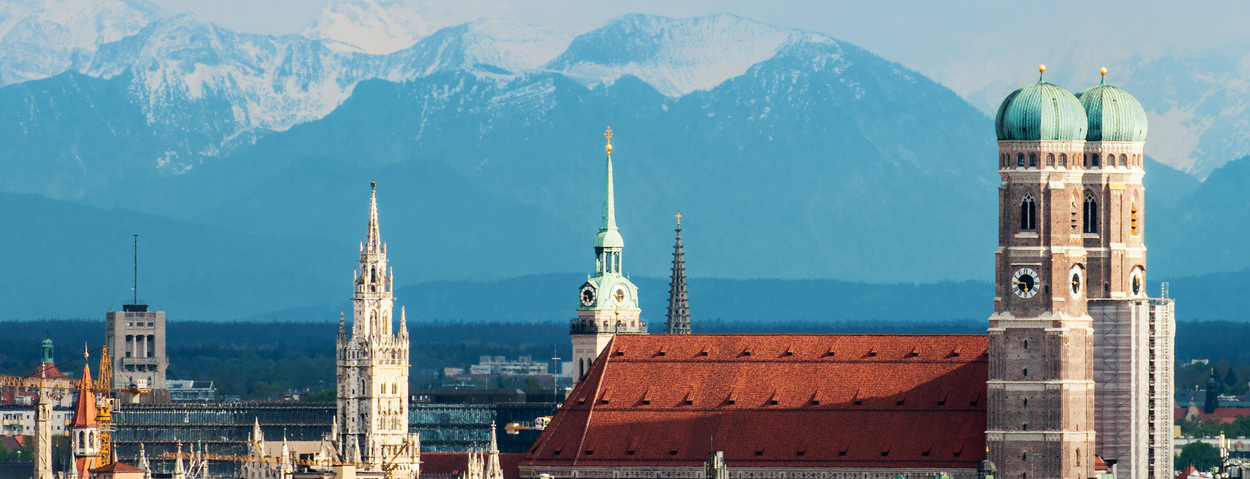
left=522, top=334, right=988, bottom=469
left=421, top=452, right=523, bottom=479
left=91, top=462, right=143, bottom=473
left=1176, top=465, right=1198, bottom=479
left=71, top=364, right=97, bottom=428
left=29, top=362, right=68, bottom=380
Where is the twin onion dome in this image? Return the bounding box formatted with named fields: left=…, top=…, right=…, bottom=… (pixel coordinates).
left=995, top=65, right=1147, bottom=142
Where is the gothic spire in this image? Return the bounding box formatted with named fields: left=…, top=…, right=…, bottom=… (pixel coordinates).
left=665, top=214, right=691, bottom=334
left=365, top=180, right=382, bottom=254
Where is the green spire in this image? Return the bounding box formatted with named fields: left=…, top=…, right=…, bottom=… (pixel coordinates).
left=594, top=127, right=624, bottom=250
left=601, top=153, right=618, bottom=232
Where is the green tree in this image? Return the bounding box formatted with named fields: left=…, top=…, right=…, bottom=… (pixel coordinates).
left=1179, top=442, right=1222, bottom=472
left=305, top=389, right=336, bottom=403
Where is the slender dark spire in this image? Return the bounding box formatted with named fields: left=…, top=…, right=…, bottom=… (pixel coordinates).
left=665, top=214, right=691, bottom=334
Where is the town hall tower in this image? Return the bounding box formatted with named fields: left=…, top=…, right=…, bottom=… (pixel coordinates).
left=336, top=182, right=420, bottom=478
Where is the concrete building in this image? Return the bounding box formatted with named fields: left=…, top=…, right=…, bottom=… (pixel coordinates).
left=166, top=381, right=216, bottom=402
left=112, top=403, right=334, bottom=477
left=521, top=334, right=989, bottom=479
left=106, top=304, right=167, bottom=391
left=989, top=66, right=1174, bottom=479
left=570, top=128, right=646, bottom=382
left=335, top=182, right=420, bottom=478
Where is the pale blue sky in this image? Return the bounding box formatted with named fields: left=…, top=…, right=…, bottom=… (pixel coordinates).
left=145, top=0, right=1250, bottom=107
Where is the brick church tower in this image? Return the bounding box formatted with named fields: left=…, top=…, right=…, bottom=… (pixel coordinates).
left=987, top=65, right=1096, bottom=479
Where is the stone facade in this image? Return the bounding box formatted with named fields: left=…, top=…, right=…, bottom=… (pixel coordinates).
left=106, top=306, right=167, bottom=391
left=336, top=183, right=420, bottom=478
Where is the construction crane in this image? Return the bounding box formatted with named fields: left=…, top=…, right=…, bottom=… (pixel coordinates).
left=0, top=346, right=146, bottom=479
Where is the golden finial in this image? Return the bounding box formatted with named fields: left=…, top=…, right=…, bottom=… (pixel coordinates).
left=675, top=213, right=682, bottom=226
left=1038, top=64, right=1046, bottom=82
left=604, top=126, right=613, bottom=154
left=1100, top=66, right=1107, bottom=84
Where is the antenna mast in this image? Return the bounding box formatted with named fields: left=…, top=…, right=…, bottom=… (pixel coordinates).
left=133, top=235, right=139, bottom=305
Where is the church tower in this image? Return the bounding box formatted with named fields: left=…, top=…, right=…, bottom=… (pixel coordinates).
left=665, top=214, right=691, bottom=334
left=70, top=360, right=100, bottom=479
left=987, top=65, right=1096, bottom=479
left=1077, top=69, right=1174, bottom=479
left=336, top=182, right=420, bottom=478
left=570, top=128, right=646, bottom=381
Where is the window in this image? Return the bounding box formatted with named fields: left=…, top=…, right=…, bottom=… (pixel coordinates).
left=1092, top=154, right=1100, bottom=167
left=1020, top=194, right=1036, bottom=231
left=1046, top=154, right=1054, bottom=166
left=1076, top=449, right=1081, bottom=467
left=1084, top=193, right=1099, bottom=234
left=1131, top=204, right=1139, bottom=235
left=1023, top=398, right=1028, bottom=408
left=1029, top=154, right=1037, bottom=167
left=1017, top=154, right=1025, bottom=167
left=1059, top=153, right=1067, bottom=167
left=1120, top=154, right=1127, bottom=166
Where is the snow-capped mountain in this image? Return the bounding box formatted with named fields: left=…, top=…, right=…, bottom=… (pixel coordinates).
left=0, top=0, right=161, bottom=87
left=547, top=14, right=797, bottom=97
left=302, top=0, right=429, bottom=55
left=82, top=13, right=389, bottom=172
left=387, top=19, right=573, bottom=76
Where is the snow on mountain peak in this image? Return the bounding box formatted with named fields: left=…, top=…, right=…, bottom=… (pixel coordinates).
left=546, top=13, right=801, bottom=97
left=0, top=0, right=162, bottom=86
left=388, top=19, right=574, bottom=77
left=303, top=0, right=430, bottom=55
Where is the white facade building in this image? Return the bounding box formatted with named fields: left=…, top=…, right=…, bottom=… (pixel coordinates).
left=335, top=182, right=420, bottom=478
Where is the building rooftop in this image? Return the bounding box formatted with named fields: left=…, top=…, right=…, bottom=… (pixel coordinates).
left=522, top=334, right=988, bottom=469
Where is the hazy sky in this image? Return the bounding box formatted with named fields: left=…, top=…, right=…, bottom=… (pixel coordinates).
left=145, top=0, right=1250, bottom=108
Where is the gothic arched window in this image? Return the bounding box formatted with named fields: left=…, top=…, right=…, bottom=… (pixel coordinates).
left=1091, top=154, right=1100, bottom=167
left=1028, top=154, right=1037, bottom=167
left=1084, top=193, right=1099, bottom=234
left=1120, top=154, right=1127, bottom=166
left=1058, top=153, right=1067, bottom=167
left=1046, top=154, right=1054, bottom=167
left=1020, top=193, right=1037, bottom=231
left=1017, top=153, right=1025, bottom=167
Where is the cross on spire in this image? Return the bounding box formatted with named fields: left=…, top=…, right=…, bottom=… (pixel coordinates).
left=604, top=126, right=613, bottom=154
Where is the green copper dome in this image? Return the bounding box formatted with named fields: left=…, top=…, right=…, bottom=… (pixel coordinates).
left=995, top=82, right=1088, bottom=141
left=1076, top=82, right=1148, bottom=142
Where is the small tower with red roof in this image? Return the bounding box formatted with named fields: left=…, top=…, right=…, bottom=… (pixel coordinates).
left=70, top=359, right=100, bottom=479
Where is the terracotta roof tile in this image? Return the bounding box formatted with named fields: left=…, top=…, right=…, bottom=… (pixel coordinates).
left=523, top=334, right=987, bottom=469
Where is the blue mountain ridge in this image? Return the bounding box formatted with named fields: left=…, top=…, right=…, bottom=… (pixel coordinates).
left=0, top=13, right=1244, bottom=321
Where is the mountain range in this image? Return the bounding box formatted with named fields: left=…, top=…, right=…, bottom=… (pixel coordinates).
left=0, top=0, right=1247, bottom=321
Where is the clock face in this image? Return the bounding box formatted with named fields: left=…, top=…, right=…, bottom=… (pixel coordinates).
left=611, top=284, right=628, bottom=306
left=1012, top=268, right=1040, bottom=298
left=1131, top=270, right=1143, bottom=296
left=579, top=284, right=596, bottom=307
left=1070, top=265, right=1083, bottom=298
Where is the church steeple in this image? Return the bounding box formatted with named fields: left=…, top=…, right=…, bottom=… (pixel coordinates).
left=570, top=127, right=646, bottom=382
left=665, top=214, right=691, bottom=334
